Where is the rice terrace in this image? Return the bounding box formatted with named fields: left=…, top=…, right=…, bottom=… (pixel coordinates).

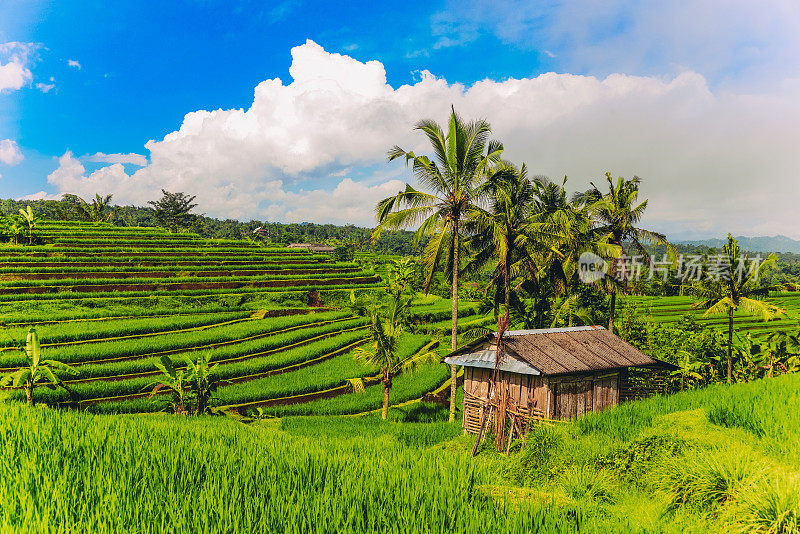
left=2, top=3, right=800, bottom=533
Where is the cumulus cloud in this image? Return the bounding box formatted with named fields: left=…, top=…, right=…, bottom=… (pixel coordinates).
left=44, top=40, right=800, bottom=237
left=85, top=152, right=148, bottom=166
left=68, top=59, right=81, bottom=69
left=0, top=42, right=35, bottom=93
left=0, top=139, right=23, bottom=166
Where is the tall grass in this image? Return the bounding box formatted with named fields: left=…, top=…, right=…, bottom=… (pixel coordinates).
left=0, top=404, right=583, bottom=533
left=280, top=416, right=462, bottom=448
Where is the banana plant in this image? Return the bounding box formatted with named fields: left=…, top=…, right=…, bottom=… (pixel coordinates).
left=387, top=258, right=416, bottom=294
left=669, top=350, right=705, bottom=390
left=149, top=354, right=192, bottom=415
left=18, top=206, right=40, bottom=245
left=4, top=216, right=24, bottom=245
left=758, top=333, right=800, bottom=378
left=0, top=328, right=75, bottom=405
left=184, top=351, right=219, bottom=415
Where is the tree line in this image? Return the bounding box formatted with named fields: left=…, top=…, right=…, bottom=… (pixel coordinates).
left=372, top=107, right=790, bottom=421
left=0, top=193, right=420, bottom=254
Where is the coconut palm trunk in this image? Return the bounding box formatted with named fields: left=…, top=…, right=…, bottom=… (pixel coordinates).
left=728, top=308, right=734, bottom=383
left=382, top=375, right=391, bottom=420
left=608, top=290, right=617, bottom=331
left=449, top=220, right=459, bottom=422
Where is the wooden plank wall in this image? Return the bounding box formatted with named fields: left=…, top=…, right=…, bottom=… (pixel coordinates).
left=461, top=366, right=657, bottom=431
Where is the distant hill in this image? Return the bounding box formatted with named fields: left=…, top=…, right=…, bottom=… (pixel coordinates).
left=678, top=235, right=800, bottom=254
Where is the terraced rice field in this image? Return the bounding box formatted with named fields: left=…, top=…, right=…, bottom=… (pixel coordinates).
left=0, top=221, right=479, bottom=415
left=623, top=292, right=800, bottom=338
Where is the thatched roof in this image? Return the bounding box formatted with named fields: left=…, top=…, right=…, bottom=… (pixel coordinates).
left=444, top=326, right=677, bottom=376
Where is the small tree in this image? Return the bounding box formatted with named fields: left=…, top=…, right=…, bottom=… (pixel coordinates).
left=148, top=190, right=198, bottom=233
left=149, top=355, right=192, bottom=414
left=185, top=352, right=219, bottom=415
left=387, top=258, right=416, bottom=294
left=0, top=328, right=75, bottom=405
left=334, top=244, right=354, bottom=262
left=353, top=292, right=439, bottom=419
left=17, top=206, right=40, bottom=245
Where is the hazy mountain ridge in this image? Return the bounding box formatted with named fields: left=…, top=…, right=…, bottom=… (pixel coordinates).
left=678, top=235, right=800, bottom=254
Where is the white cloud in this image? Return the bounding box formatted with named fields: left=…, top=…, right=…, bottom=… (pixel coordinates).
left=44, top=40, right=800, bottom=237
left=0, top=42, right=35, bottom=93
left=283, top=178, right=406, bottom=224
left=36, top=82, right=55, bottom=93
left=85, top=152, right=148, bottom=166
left=18, top=190, right=63, bottom=201
left=0, top=139, right=23, bottom=166
left=68, top=59, right=81, bottom=70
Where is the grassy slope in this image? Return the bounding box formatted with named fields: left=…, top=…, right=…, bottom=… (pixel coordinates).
left=2, top=373, right=798, bottom=533
left=464, top=372, right=800, bottom=533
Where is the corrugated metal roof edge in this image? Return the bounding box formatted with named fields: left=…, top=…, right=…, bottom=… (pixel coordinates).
left=443, top=354, right=542, bottom=375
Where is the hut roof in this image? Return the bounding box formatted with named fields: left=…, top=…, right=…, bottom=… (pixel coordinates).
left=444, top=326, right=677, bottom=376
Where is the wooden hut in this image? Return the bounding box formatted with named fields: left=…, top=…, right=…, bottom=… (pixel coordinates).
left=444, top=326, right=677, bottom=434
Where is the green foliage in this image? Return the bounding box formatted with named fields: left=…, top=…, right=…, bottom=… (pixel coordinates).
left=279, top=416, right=461, bottom=449
left=147, top=190, right=198, bottom=233
left=654, top=445, right=763, bottom=512
left=596, top=434, right=689, bottom=485
left=0, top=403, right=584, bottom=533
left=558, top=466, right=618, bottom=505
left=736, top=475, right=800, bottom=534
left=0, top=328, right=75, bottom=405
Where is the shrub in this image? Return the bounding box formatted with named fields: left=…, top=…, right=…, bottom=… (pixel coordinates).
left=558, top=466, right=618, bottom=505
left=506, top=424, right=565, bottom=486
left=734, top=475, right=800, bottom=534
left=655, top=446, right=764, bottom=512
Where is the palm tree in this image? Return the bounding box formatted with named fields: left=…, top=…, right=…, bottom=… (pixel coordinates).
left=185, top=352, right=219, bottom=415
left=690, top=235, right=784, bottom=382
left=464, top=163, right=534, bottom=327
left=0, top=328, right=75, bottom=405
left=525, top=176, right=618, bottom=311
left=89, top=194, right=114, bottom=222
left=354, top=293, right=439, bottom=419
left=17, top=206, right=40, bottom=245
left=575, top=173, right=672, bottom=332
left=375, top=107, right=503, bottom=422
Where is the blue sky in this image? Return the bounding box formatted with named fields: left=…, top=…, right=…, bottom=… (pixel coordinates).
left=1, top=1, right=799, bottom=238
left=2, top=1, right=551, bottom=167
